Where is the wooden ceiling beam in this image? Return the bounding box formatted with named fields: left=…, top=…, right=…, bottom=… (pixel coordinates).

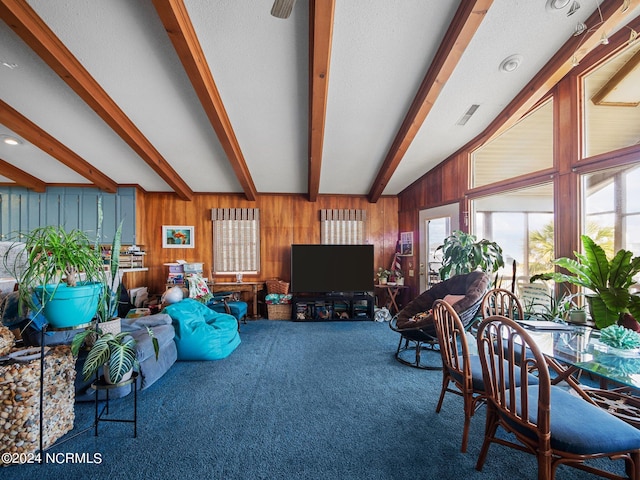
left=0, top=157, right=47, bottom=192
left=152, top=0, right=258, bottom=202
left=308, top=0, right=336, bottom=202
left=367, top=0, right=493, bottom=203
left=0, top=0, right=194, bottom=201
left=0, top=100, right=117, bottom=192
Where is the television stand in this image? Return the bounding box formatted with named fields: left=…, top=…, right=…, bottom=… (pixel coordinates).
left=292, top=292, right=374, bottom=322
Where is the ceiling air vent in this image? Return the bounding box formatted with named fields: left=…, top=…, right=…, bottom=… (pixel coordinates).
left=456, top=104, right=479, bottom=126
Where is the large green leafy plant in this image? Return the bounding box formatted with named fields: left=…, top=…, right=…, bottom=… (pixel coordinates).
left=6, top=226, right=105, bottom=324
left=72, top=327, right=158, bottom=384
left=534, top=235, right=640, bottom=329
left=437, top=230, right=504, bottom=280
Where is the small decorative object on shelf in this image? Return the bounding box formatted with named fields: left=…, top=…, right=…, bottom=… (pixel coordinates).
left=376, top=268, right=391, bottom=285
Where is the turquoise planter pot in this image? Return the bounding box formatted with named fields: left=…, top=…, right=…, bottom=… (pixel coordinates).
left=34, top=281, right=102, bottom=329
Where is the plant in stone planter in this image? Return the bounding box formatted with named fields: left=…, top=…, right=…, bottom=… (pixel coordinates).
left=437, top=230, right=504, bottom=282
left=5, top=226, right=105, bottom=329
left=71, top=327, right=158, bottom=384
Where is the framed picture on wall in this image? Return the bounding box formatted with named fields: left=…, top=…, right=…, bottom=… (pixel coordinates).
left=400, top=231, right=413, bottom=256
left=162, top=226, right=195, bottom=248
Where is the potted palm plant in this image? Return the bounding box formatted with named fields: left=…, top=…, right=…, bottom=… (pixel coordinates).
left=533, top=235, right=640, bottom=329
left=6, top=226, right=104, bottom=329
left=71, top=327, right=158, bottom=384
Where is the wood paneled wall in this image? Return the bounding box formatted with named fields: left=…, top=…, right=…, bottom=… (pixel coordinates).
left=127, top=192, right=398, bottom=294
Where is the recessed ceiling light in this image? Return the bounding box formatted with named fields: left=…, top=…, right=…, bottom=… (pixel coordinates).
left=548, top=0, right=571, bottom=10
left=1, top=135, right=23, bottom=146
left=546, top=0, right=571, bottom=11
left=499, top=55, right=523, bottom=73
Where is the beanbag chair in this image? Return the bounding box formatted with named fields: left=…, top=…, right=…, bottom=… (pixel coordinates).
left=163, top=298, right=240, bottom=361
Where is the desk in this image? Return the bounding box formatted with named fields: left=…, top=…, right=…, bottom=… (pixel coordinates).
left=374, top=284, right=408, bottom=315
left=208, top=282, right=265, bottom=319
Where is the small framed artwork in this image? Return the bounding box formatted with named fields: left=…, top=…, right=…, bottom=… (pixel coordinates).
left=400, top=231, right=413, bottom=256
left=162, top=226, right=195, bottom=248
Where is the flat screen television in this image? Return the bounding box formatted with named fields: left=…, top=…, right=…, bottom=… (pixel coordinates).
left=290, top=244, right=374, bottom=293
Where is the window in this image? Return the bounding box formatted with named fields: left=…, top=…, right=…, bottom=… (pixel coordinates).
left=582, top=164, right=640, bottom=256
left=472, top=183, right=554, bottom=284
left=320, top=209, right=366, bottom=244
left=472, top=99, right=553, bottom=188
left=583, top=41, right=640, bottom=159
left=211, top=208, right=260, bottom=274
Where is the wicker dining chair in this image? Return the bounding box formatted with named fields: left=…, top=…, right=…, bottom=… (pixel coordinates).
left=480, top=288, right=524, bottom=320
left=475, top=315, right=640, bottom=480
left=432, top=299, right=486, bottom=452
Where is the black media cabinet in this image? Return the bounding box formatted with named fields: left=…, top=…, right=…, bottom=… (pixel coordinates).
left=292, top=292, right=374, bottom=321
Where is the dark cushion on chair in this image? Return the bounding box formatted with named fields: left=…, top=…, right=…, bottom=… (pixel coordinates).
left=395, top=271, right=491, bottom=333
left=452, top=355, right=539, bottom=392
left=510, top=385, right=640, bottom=455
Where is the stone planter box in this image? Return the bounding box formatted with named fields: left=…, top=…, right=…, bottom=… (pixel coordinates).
left=0, top=345, right=75, bottom=464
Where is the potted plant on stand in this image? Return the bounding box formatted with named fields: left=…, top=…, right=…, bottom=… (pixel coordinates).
left=71, top=327, right=158, bottom=384
left=6, top=226, right=104, bottom=330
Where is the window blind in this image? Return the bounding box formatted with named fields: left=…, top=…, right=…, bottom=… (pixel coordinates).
left=320, top=209, right=366, bottom=245
left=212, top=208, right=260, bottom=273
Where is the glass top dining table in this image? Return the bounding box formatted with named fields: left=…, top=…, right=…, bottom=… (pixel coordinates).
left=521, top=322, right=640, bottom=390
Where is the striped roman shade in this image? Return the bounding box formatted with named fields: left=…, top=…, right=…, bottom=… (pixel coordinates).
left=320, top=209, right=366, bottom=245
left=212, top=208, right=260, bottom=274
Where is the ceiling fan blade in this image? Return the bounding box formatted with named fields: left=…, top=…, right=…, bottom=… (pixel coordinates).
left=271, top=0, right=296, bottom=19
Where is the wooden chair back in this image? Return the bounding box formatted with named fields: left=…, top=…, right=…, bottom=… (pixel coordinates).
left=481, top=288, right=524, bottom=320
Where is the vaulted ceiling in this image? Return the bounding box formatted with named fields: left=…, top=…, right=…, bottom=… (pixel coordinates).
left=0, top=0, right=639, bottom=202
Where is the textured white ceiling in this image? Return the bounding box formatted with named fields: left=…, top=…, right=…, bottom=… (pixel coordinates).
left=0, top=0, right=637, bottom=196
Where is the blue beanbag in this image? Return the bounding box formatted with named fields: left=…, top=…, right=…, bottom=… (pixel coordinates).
left=163, top=298, right=240, bottom=361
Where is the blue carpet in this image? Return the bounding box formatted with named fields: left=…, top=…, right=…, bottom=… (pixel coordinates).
left=7, top=320, right=627, bottom=479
